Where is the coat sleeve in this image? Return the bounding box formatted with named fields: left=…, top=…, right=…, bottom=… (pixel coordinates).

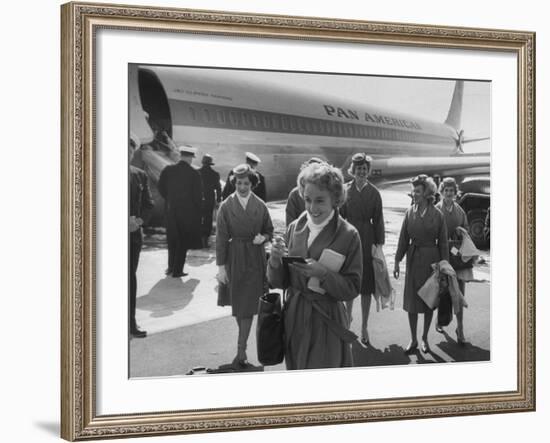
left=214, top=172, right=222, bottom=203
left=255, top=175, right=266, bottom=201
left=285, top=190, right=299, bottom=226
left=192, top=169, right=203, bottom=210
left=373, top=189, right=385, bottom=245
left=158, top=166, right=168, bottom=199
left=215, top=204, right=230, bottom=266
left=221, top=172, right=233, bottom=200
left=438, top=210, right=450, bottom=261
left=319, top=229, right=363, bottom=302
left=395, top=210, right=410, bottom=263
left=267, top=223, right=293, bottom=289
left=261, top=204, right=274, bottom=242
left=139, top=171, right=155, bottom=225
left=459, top=205, right=469, bottom=231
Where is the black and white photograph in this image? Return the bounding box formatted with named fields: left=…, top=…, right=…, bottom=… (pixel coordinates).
left=128, top=65, right=491, bottom=377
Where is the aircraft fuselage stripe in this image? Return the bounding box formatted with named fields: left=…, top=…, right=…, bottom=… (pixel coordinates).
left=168, top=99, right=453, bottom=146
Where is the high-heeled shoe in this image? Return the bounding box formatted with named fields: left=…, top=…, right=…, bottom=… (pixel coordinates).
left=421, top=339, right=430, bottom=353
left=404, top=341, right=418, bottom=354
left=360, top=331, right=370, bottom=347
left=456, top=329, right=466, bottom=346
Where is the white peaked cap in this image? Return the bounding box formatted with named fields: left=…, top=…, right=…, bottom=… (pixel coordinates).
left=179, top=145, right=197, bottom=156
left=245, top=151, right=261, bottom=164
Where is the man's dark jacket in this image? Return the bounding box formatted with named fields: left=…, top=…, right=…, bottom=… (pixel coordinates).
left=158, top=161, right=203, bottom=249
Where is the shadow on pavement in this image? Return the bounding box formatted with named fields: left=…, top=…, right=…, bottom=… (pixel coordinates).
left=352, top=341, right=412, bottom=367
left=435, top=331, right=490, bottom=362
left=205, top=361, right=264, bottom=375
left=186, top=251, right=216, bottom=267
left=137, top=277, right=199, bottom=318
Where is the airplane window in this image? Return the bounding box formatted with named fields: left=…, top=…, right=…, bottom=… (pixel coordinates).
left=251, top=114, right=258, bottom=128
left=203, top=109, right=211, bottom=122
left=271, top=115, right=280, bottom=130
left=315, top=121, right=325, bottom=134
left=230, top=111, right=239, bottom=127
left=242, top=113, right=249, bottom=127
left=189, top=107, right=197, bottom=121
left=263, top=115, right=271, bottom=129
left=290, top=118, right=297, bottom=132
left=216, top=110, right=225, bottom=124
left=281, top=117, right=289, bottom=131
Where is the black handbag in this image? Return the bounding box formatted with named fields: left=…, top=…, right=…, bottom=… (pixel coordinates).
left=256, top=292, right=285, bottom=366
left=217, top=282, right=231, bottom=307
left=437, top=289, right=453, bottom=327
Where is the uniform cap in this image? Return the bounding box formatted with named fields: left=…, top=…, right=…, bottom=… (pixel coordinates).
left=179, top=145, right=197, bottom=156
left=245, top=152, right=261, bottom=164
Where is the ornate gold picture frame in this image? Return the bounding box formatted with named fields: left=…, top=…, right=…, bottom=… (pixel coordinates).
left=61, top=1, right=535, bottom=440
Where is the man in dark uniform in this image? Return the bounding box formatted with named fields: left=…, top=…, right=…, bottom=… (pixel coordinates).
left=129, top=135, right=154, bottom=338
left=221, top=152, right=266, bottom=201
left=158, top=145, right=203, bottom=277
left=198, top=154, right=222, bottom=248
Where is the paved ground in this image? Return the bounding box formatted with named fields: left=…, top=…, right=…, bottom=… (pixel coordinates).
left=131, top=186, right=490, bottom=378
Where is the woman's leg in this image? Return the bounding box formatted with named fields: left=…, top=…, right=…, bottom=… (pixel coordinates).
left=421, top=310, right=434, bottom=352
left=237, top=317, right=253, bottom=363
left=345, top=299, right=354, bottom=328
left=406, top=313, right=418, bottom=352
left=360, top=293, right=372, bottom=343
left=456, top=281, right=466, bottom=344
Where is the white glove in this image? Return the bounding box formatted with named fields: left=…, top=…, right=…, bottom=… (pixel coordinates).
left=217, top=265, right=229, bottom=284
left=252, top=234, right=266, bottom=245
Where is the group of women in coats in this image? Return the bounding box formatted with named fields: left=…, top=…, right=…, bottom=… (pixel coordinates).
left=216, top=153, right=472, bottom=370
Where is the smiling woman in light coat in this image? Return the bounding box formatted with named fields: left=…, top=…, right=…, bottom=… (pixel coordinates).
left=268, top=162, right=362, bottom=370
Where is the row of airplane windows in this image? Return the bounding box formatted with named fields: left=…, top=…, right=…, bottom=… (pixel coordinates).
left=185, top=105, right=447, bottom=144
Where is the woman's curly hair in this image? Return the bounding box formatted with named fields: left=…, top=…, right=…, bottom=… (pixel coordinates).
left=298, top=162, right=347, bottom=208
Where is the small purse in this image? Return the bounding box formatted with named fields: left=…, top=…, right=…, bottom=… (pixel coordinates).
left=256, top=292, right=285, bottom=366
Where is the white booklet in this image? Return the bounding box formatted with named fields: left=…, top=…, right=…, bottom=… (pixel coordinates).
left=308, top=248, right=346, bottom=294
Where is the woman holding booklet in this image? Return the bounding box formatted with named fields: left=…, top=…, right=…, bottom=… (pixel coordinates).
left=267, top=162, right=363, bottom=370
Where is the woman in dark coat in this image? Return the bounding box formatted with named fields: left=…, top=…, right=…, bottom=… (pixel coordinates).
left=341, top=153, right=385, bottom=346
left=216, top=164, right=274, bottom=368
left=268, top=162, right=362, bottom=369
left=394, top=175, right=449, bottom=353
left=435, top=177, right=470, bottom=345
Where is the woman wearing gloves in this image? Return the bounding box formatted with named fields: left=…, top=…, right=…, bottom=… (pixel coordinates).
left=268, top=162, right=362, bottom=369
left=435, top=177, right=470, bottom=345
left=394, top=175, right=448, bottom=354
left=216, top=164, right=274, bottom=368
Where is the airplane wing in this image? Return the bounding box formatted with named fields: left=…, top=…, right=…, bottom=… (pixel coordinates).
left=369, top=154, right=490, bottom=182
